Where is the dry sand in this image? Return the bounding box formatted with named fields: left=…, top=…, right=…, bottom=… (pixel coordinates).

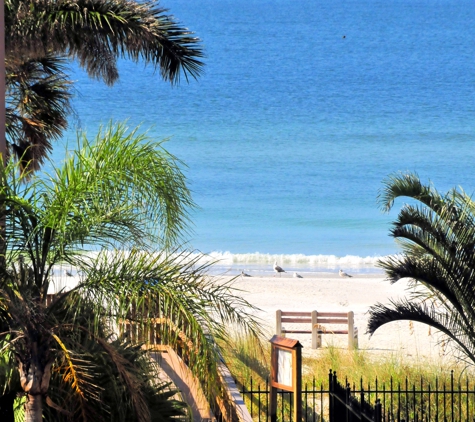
left=49, top=266, right=456, bottom=364
left=218, top=272, right=456, bottom=364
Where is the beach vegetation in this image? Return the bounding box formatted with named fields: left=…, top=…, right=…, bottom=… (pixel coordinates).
left=368, top=172, right=475, bottom=367
left=222, top=334, right=475, bottom=421
left=221, top=334, right=468, bottom=390
left=5, top=0, right=204, bottom=172
left=0, top=122, right=262, bottom=421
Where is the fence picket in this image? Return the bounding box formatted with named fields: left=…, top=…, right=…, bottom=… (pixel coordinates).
left=451, top=370, right=454, bottom=420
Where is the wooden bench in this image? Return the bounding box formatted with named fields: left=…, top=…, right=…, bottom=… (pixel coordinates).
left=275, top=310, right=358, bottom=349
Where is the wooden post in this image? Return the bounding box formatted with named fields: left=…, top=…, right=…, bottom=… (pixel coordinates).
left=347, top=311, right=354, bottom=349
left=311, top=310, right=318, bottom=349
left=276, top=309, right=282, bottom=336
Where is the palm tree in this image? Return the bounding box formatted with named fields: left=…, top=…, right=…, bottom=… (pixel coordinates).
left=367, top=172, right=475, bottom=365
left=0, top=289, right=190, bottom=422
left=0, top=122, right=262, bottom=421
left=5, top=0, right=204, bottom=170
left=6, top=55, right=72, bottom=172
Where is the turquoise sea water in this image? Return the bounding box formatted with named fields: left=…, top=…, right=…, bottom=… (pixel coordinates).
left=55, top=0, right=475, bottom=275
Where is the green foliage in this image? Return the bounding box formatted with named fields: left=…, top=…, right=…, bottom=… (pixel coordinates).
left=222, top=334, right=475, bottom=422
left=368, top=172, right=475, bottom=366
left=222, top=333, right=468, bottom=390
left=6, top=55, right=73, bottom=172
left=218, top=331, right=269, bottom=384
left=6, top=0, right=204, bottom=85
left=223, top=332, right=473, bottom=420
left=0, top=123, right=263, bottom=421
left=44, top=330, right=189, bottom=422
left=5, top=0, right=204, bottom=171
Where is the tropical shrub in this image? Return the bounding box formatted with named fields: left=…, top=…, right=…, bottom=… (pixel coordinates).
left=0, top=123, right=262, bottom=421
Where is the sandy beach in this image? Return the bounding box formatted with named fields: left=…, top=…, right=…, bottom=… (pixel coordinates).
left=219, top=272, right=455, bottom=363
left=49, top=266, right=456, bottom=364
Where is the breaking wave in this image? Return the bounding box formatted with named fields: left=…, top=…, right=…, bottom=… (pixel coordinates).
left=193, top=251, right=389, bottom=276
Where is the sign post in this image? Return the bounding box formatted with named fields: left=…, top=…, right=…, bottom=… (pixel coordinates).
left=269, top=335, right=303, bottom=422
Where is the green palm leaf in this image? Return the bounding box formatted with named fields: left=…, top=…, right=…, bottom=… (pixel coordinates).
left=369, top=173, right=475, bottom=365
left=6, top=0, right=204, bottom=85
left=5, top=0, right=204, bottom=172
left=0, top=123, right=263, bottom=421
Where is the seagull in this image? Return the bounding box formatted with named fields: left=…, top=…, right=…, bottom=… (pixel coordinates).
left=241, top=271, right=252, bottom=277
left=339, top=269, right=353, bottom=278
left=65, top=270, right=73, bottom=277
left=273, top=261, right=285, bottom=277
left=293, top=272, right=303, bottom=278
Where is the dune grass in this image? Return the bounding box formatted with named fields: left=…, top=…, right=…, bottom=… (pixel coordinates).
left=218, top=334, right=475, bottom=421
left=220, top=334, right=475, bottom=389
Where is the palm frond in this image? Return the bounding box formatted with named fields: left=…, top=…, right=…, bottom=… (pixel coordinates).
left=6, top=0, right=204, bottom=85
left=71, top=248, right=264, bottom=400
left=368, top=299, right=475, bottom=364
left=378, top=172, right=444, bottom=213
left=372, top=172, right=475, bottom=365
left=42, top=122, right=194, bottom=251
left=0, top=123, right=261, bottom=420
left=5, top=55, right=73, bottom=172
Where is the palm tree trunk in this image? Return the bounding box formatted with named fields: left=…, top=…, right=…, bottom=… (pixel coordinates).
left=25, top=394, right=43, bottom=422
left=18, top=349, right=53, bottom=422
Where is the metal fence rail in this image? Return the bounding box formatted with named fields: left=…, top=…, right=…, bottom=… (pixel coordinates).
left=238, top=370, right=475, bottom=422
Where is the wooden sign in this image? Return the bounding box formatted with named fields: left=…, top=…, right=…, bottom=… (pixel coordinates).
left=269, top=335, right=303, bottom=421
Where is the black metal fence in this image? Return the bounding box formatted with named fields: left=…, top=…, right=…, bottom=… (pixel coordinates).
left=238, top=370, right=475, bottom=422
left=239, top=377, right=327, bottom=422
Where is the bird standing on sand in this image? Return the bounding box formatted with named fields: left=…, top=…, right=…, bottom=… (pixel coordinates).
left=273, top=261, right=285, bottom=277
left=293, top=272, right=303, bottom=278
left=339, top=269, right=352, bottom=278
left=241, top=270, right=252, bottom=277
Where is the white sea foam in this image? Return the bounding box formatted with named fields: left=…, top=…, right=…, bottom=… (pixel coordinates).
left=206, top=251, right=382, bottom=266
left=192, top=251, right=389, bottom=276
left=47, top=250, right=390, bottom=286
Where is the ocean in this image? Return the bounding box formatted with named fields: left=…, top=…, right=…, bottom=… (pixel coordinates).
left=54, top=0, right=475, bottom=276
